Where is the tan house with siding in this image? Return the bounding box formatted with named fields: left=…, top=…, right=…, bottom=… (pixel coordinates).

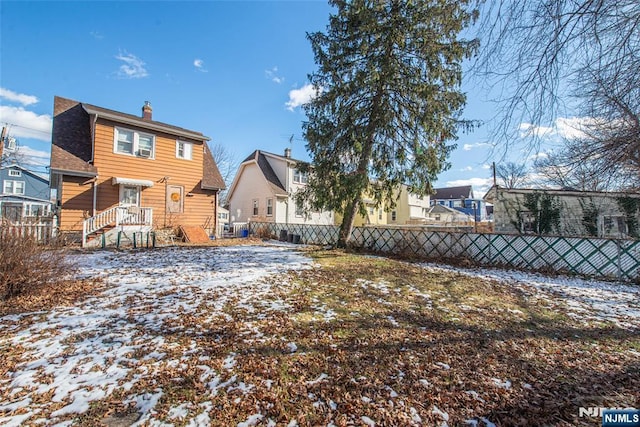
left=50, top=96, right=225, bottom=244
left=484, top=185, right=640, bottom=238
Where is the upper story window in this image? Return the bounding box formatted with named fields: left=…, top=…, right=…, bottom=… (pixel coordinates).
left=176, top=141, right=193, bottom=160
left=3, top=180, right=25, bottom=195
left=114, top=127, right=155, bottom=158
left=8, top=170, right=22, bottom=177
left=293, top=169, right=308, bottom=184
left=252, top=199, right=259, bottom=216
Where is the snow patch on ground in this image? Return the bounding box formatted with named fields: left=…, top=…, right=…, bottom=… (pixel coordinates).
left=420, top=262, right=640, bottom=330
left=0, top=245, right=312, bottom=426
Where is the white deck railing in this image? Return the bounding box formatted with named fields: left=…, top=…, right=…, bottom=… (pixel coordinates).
left=83, top=206, right=152, bottom=247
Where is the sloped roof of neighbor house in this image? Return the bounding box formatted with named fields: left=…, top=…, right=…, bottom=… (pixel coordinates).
left=241, top=150, right=288, bottom=196
left=432, top=185, right=473, bottom=200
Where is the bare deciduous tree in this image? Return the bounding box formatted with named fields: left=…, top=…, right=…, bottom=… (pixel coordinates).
left=495, top=162, right=528, bottom=188
left=474, top=0, right=640, bottom=158
left=209, top=142, right=239, bottom=205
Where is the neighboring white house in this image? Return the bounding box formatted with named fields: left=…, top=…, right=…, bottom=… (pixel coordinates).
left=226, top=149, right=334, bottom=226
left=217, top=205, right=230, bottom=235
left=426, top=204, right=474, bottom=225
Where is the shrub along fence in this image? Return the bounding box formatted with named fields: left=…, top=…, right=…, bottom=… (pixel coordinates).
left=249, top=222, right=640, bottom=282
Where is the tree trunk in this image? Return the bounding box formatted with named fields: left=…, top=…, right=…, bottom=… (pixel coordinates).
left=337, top=199, right=360, bottom=248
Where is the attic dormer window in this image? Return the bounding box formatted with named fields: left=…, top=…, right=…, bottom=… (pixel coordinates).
left=114, top=127, right=155, bottom=159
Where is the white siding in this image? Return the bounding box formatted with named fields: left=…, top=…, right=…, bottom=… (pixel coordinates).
left=228, top=163, right=275, bottom=223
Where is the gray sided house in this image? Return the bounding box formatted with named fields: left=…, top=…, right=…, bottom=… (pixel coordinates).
left=0, top=164, right=52, bottom=222
left=484, top=185, right=640, bottom=239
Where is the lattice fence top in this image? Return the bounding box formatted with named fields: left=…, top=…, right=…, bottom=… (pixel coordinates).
left=248, top=222, right=640, bottom=281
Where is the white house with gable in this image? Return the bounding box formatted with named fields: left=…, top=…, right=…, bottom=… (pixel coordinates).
left=227, top=148, right=334, bottom=225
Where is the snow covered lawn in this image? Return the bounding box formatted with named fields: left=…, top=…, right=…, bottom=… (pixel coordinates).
left=1, top=244, right=638, bottom=426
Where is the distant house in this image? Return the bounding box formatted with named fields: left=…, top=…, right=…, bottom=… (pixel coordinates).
left=484, top=185, right=640, bottom=238
left=217, top=206, right=229, bottom=233
left=227, top=149, right=333, bottom=225
left=426, top=203, right=473, bottom=225
left=431, top=185, right=486, bottom=222
left=386, top=184, right=431, bottom=225
left=334, top=191, right=390, bottom=227
left=0, top=164, right=52, bottom=222
left=50, top=96, right=225, bottom=245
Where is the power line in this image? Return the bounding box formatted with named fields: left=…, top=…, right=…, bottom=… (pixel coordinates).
left=1, top=122, right=52, bottom=136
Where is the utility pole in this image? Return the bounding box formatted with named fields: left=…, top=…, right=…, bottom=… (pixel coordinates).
left=0, top=126, right=6, bottom=162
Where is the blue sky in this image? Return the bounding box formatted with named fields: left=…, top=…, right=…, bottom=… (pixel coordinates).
left=0, top=0, right=558, bottom=196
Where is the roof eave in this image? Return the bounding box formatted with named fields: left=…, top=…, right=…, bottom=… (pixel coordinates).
left=82, top=105, right=210, bottom=142
left=50, top=168, right=98, bottom=178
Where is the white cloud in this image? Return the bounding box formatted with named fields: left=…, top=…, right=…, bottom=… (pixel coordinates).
left=460, top=166, right=473, bottom=172
left=0, top=106, right=52, bottom=141
left=15, top=145, right=50, bottom=168
left=115, top=52, right=148, bottom=79
left=481, top=164, right=492, bottom=170
left=194, top=58, right=208, bottom=72
left=0, top=88, right=38, bottom=106
left=285, top=84, right=321, bottom=111
left=265, top=66, right=284, bottom=84
left=90, top=31, right=104, bottom=40
left=462, top=142, right=492, bottom=151
left=519, top=117, right=594, bottom=141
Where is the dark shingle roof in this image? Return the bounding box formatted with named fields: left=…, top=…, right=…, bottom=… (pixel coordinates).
left=432, top=185, right=473, bottom=200
left=50, top=97, right=97, bottom=176
left=242, top=150, right=287, bottom=195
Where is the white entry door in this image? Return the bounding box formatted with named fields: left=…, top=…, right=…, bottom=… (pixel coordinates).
left=120, top=185, right=141, bottom=207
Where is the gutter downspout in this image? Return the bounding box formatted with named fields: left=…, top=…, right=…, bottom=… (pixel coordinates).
left=92, top=179, right=97, bottom=216
left=285, top=161, right=290, bottom=225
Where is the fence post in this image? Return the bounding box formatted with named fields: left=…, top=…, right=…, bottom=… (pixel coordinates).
left=617, top=239, right=622, bottom=280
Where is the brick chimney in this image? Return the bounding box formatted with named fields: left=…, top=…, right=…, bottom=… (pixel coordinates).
left=142, top=101, right=152, bottom=120
left=284, top=147, right=291, bottom=158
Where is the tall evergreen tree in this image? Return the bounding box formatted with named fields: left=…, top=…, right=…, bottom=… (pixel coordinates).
left=298, top=0, right=479, bottom=247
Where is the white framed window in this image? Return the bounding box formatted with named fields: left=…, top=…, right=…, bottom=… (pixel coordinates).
left=378, top=209, right=383, bottom=220
left=8, top=170, right=21, bottom=177
left=3, top=180, right=25, bottom=195
left=176, top=141, right=193, bottom=160
left=120, top=185, right=141, bottom=207
left=295, top=200, right=304, bottom=217
left=391, top=210, right=397, bottom=221
left=252, top=199, right=259, bottom=216
left=114, top=127, right=155, bottom=158
left=519, top=211, right=535, bottom=233
left=293, top=169, right=308, bottom=184
left=266, top=198, right=273, bottom=216
left=25, top=203, right=50, bottom=217
left=368, top=206, right=374, bottom=215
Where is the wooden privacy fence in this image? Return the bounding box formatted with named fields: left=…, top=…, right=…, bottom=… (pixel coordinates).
left=249, top=222, right=640, bottom=282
